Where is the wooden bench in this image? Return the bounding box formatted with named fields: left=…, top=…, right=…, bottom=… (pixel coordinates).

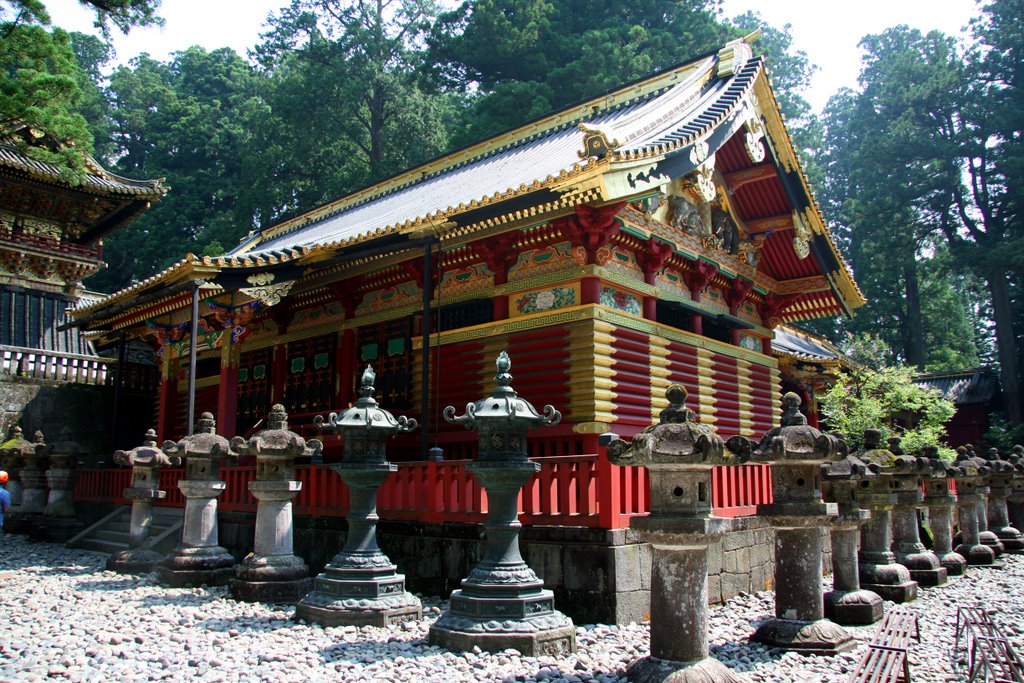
left=956, top=606, right=1024, bottom=683
left=848, top=609, right=920, bottom=683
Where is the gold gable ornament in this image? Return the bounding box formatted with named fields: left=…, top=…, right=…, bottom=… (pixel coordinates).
left=241, top=272, right=294, bottom=307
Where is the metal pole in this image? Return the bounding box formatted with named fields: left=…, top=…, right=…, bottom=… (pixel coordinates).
left=111, top=329, right=127, bottom=450
left=187, top=282, right=200, bottom=436
left=420, top=241, right=432, bottom=459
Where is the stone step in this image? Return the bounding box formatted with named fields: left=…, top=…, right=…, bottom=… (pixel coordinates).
left=77, top=538, right=127, bottom=555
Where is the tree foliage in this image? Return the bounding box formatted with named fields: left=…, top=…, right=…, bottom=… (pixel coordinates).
left=819, top=361, right=956, bottom=457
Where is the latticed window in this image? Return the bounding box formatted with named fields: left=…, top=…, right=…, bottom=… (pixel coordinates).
left=284, top=333, right=335, bottom=414
left=436, top=298, right=493, bottom=331
left=357, top=319, right=412, bottom=410
left=237, top=347, right=271, bottom=432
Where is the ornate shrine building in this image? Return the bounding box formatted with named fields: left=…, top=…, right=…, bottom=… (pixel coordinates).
left=71, top=36, right=863, bottom=456
left=0, top=121, right=166, bottom=354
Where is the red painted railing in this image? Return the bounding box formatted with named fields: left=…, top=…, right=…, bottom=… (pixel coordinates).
left=73, top=457, right=773, bottom=528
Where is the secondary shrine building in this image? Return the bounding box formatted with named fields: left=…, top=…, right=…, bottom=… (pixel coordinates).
left=72, top=36, right=863, bottom=458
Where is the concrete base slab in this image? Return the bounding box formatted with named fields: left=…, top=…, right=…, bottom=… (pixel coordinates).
left=230, top=577, right=313, bottom=604
left=429, top=621, right=576, bottom=657
left=750, top=618, right=856, bottom=655
left=29, top=517, right=84, bottom=543
left=3, top=513, right=40, bottom=535
left=908, top=566, right=948, bottom=587
left=627, top=655, right=742, bottom=683
left=107, top=548, right=163, bottom=575
left=861, top=580, right=918, bottom=604
left=824, top=589, right=884, bottom=626
left=295, top=599, right=422, bottom=627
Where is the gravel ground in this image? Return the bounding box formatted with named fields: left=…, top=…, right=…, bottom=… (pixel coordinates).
left=0, top=533, right=1021, bottom=682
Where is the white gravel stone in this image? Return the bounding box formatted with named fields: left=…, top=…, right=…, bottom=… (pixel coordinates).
left=0, top=534, right=1020, bottom=681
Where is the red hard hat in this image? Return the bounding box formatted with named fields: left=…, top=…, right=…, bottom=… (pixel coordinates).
left=0, top=470, right=7, bottom=483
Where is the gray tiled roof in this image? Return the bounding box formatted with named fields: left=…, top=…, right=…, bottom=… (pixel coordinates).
left=915, top=370, right=1000, bottom=405
left=237, top=54, right=759, bottom=258
left=771, top=326, right=840, bottom=361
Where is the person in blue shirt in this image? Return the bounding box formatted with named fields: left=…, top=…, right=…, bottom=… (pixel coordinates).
left=0, top=470, right=10, bottom=530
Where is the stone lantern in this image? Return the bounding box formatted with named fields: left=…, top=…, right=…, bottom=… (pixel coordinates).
left=920, top=446, right=966, bottom=577
left=726, top=392, right=853, bottom=654
left=108, top=429, right=182, bottom=574
left=0, top=425, right=33, bottom=517
left=962, top=445, right=1005, bottom=557
left=229, top=404, right=322, bottom=603
left=429, top=352, right=576, bottom=656
left=851, top=430, right=918, bottom=603
left=296, top=365, right=422, bottom=627
left=884, top=438, right=948, bottom=587
left=979, top=447, right=1024, bottom=553
left=822, top=446, right=884, bottom=626
left=601, top=384, right=744, bottom=682
left=2, top=428, right=47, bottom=533
left=157, top=412, right=237, bottom=587
left=1008, top=445, right=1024, bottom=530
left=951, top=447, right=998, bottom=567
left=34, top=427, right=86, bottom=541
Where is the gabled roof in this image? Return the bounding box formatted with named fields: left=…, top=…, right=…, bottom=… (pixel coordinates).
left=72, top=34, right=863, bottom=332
left=915, top=369, right=1000, bottom=406
left=772, top=324, right=846, bottom=365
left=0, top=120, right=167, bottom=243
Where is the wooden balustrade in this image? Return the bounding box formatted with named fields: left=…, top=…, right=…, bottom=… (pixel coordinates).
left=1, top=345, right=112, bottom=385
left=72, top=456, right=774, bottom=528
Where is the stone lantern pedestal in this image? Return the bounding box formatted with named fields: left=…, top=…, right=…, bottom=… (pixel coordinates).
left=603, top=384, right=743, bottom=682
left=0, top=427, right=46, bottom=534
left=1008, top=447, right=1024, bottom=531
left=852, top=431, right=918, bottom=604
left=429, top=353, right=575, bottom=657
left=157, top=413, right=237, bottom=587
left=107, top=429, right=182, bottom=574
left=887, top=442, right=947, bottom=587
left=727, top=393, right=854, bottom=655
left=33, top=427, right=85, bottom=541
left=921, top=450, right=966, bottom=578
left=952, top=449, right=1000, bottom=567
left=822, top=454, right=884, bottom=626
left=230, top=405, right=321, bottom=603
left=297, top=366, right=422, bottom=627
left=980, top=448, right=1024, bottom=553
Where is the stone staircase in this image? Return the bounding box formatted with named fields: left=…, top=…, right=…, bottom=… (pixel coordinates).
left=67, top=506, right=184, bottom=555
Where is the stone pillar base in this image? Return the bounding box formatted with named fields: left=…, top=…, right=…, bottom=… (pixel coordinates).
left=157, top=546, right=236, bottom=587
left=429, top=615, right=576, bottom=657
left=824, top=589, right=884, bottom=626
left=938, top=551, right=968, bottom=577
left=995, top=529, right=1024, bottom=553
left=3, top=513, right=40, bottom=535
left=907, top=566, right=948, bottom=586
left=955, top=543, right=1001, bottom=567
left=859, top=562, right=918, bottom=603
left=979, top=531, right=1005, bottom=557
left=295, top=597, right=421, bottom=627
left=626, top=655, right=741, bottom=683
left=750, top=618, right=856, bottom=655
left=230, top=576, right=313, bottom=603
left=230, top=553, right=311, bottom=603
left=28, top=516, right=84, bottom=543
left=107, top=548, right=163, bottom=575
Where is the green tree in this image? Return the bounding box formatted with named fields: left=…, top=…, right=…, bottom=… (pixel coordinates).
left=817, top=27, right=980, bottom=372
left=427, top=0, right=729, bottom=145
left=254, top=0, right=455, bottom=213
left=819, top=361, right=956, bottom=457
left=1, top=0, right=162, bottom=36
left=87, top=47, right=268, bottom=291
left=0, top=23, right=93, bottom=180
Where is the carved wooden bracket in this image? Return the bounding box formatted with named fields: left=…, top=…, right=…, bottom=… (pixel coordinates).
left=557, top=202, right=627, bottom=264
left=760, top=293, right=798, bottom=328
left=639, top=239, right=675, bottom=276
left=725, top=277, right=755, bottom=312
left=685, top=260, right=719, bottom=298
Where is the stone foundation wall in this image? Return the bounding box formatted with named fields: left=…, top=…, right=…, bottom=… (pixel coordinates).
left=78, top=504, right=833, bottom=625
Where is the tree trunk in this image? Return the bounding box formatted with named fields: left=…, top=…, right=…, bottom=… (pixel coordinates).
left=904, top=259, right=926, bottom=370
left=988, top=271, right=1022, bottom=424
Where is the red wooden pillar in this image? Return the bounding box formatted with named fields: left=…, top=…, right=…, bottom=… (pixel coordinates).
left=581, top=277, right=601, bottom=305
left=643, top=271, right=658, bottom=321
left=597, top=435, right=623, bottom=529
left=157, top=355, right=179, bottom=441
left=217, top=341, right=239, bottom=438
left=337, top=328, right=356, bottom=407
left=271, top=343, right=288, bottom=407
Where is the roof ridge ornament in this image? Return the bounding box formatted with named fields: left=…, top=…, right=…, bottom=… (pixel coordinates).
left=578, top=123, right=622, bottom=160
left=717, top=32, right=757, bottom=78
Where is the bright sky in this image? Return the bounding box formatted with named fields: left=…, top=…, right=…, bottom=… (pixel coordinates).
left=47, top=0, right=978, bottom=113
